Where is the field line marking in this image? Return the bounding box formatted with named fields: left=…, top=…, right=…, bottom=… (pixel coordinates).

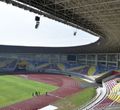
left=48, top=93, right=64, bottom=99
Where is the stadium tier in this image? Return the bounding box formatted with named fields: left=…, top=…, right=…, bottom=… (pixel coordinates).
left=0, top=57, right=17, bottom=71
left=92, top=78, right=120, bottom=110
left=108, top=79, right=120, bottom=103
left=0, top=53, right=119, bottom=76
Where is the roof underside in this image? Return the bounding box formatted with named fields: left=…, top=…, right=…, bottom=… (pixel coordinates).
left=1, top=0, right=120, bottom=53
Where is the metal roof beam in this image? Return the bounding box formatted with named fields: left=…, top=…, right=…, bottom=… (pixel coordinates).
left=55, top=0, right=120, bottom=11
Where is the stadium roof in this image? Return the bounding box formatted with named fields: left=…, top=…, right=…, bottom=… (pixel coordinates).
left=1, top=0, right=120, bottom=53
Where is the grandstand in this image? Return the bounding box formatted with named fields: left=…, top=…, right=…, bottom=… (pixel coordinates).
left=0, top=54, right=118, bottom=75
left=0, top=0, right=120, bottom=110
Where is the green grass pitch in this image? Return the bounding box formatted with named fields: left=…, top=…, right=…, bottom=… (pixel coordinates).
left=53, top=87, right=96, bottom=110
left=0, top=75, right=58, bottom=108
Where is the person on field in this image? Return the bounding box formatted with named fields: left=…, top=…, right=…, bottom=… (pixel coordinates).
left=46, top=92, right=48, bottom=96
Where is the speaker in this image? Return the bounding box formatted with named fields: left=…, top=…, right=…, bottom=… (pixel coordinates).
left=35, top=16, right=40, bottom=21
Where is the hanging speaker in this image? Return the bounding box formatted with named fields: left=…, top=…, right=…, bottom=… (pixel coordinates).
left=35, top=16, right=40, bottom=21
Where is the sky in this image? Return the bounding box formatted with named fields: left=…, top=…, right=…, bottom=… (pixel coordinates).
left=0, top=1, right=99, bottom=47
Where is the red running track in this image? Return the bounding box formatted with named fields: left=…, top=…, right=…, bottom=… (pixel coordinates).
left=0, top=74, right=81, bottom=110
